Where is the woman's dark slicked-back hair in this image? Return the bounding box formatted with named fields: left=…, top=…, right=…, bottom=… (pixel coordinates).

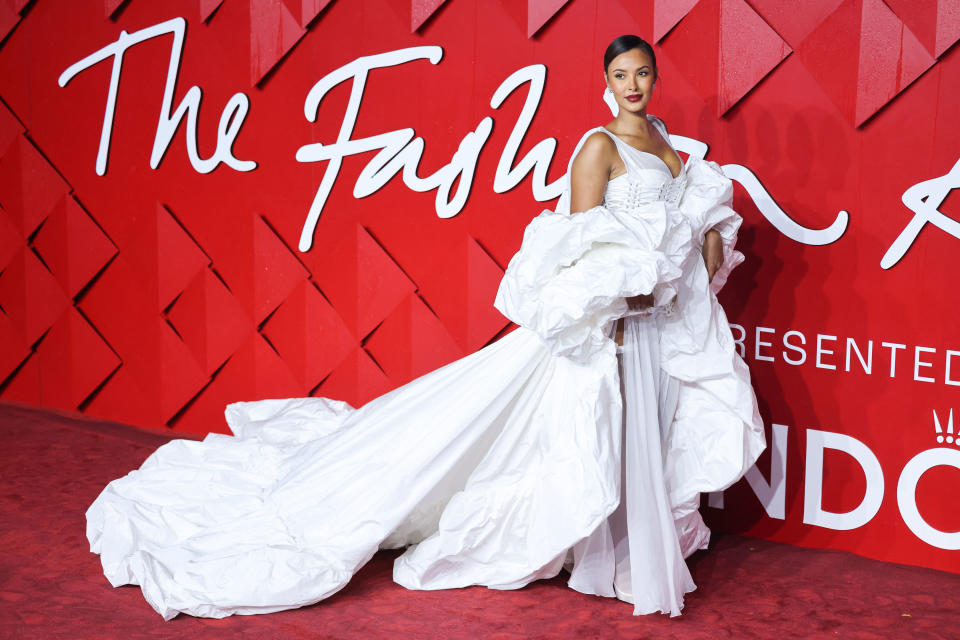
left=603, top=35, right=657, bottom=77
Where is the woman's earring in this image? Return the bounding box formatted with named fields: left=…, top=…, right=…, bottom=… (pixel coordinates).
left=603, top=86, right=619, bottom=116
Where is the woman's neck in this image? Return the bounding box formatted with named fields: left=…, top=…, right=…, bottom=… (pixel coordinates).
left=609, top=109, right=649, bottom=136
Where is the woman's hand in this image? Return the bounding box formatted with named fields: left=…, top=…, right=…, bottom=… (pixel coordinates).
left=626, top=294, right=654, bottom=311
left=701, top=229, right=723, bottom=283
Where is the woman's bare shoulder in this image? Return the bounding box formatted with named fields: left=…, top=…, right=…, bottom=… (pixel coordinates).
left=581, top=129, right=616, bottom=150
left=572, top=130, right=616, bottom=168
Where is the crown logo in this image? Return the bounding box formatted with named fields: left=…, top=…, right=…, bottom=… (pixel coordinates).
left=933, top=408, right=957, bottom=445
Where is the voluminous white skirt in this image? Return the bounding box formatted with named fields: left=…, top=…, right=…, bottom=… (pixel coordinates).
left=87, top=313, right=707, bottom=619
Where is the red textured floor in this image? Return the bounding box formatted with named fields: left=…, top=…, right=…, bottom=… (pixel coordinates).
left=1, top=401, right=958, bottom=640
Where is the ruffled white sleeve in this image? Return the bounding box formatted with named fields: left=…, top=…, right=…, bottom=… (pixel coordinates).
left=493, top=204, right=690, bottom=364
left=679, top=158, right=745, bottom=293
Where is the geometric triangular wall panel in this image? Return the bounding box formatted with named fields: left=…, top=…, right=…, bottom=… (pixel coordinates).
left=30, top=196, right=117, bottom=299
left=661, top=0, right=792, bottom=116
left=653, top=0, right=700, bottom=43
left=746, top=0, right=844, bottom=48
left=411, top=0, right=447, bottom=32
left=528, top=0, right=570, bottom=37
left=363, top=292, right=462, bottom=385
left=796, top=0, right=936, bottom=126
left=311, top=225, right=417, bottom=341
left=884, top=0, right=960, bottom=58
left=260, top=279, right=356, bottom=390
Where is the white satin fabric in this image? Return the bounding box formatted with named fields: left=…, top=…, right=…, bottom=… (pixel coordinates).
left=86, top=116, right=765, bottom=620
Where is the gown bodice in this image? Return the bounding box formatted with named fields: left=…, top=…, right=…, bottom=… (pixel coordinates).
left=594, top=122, right=688, bottom=212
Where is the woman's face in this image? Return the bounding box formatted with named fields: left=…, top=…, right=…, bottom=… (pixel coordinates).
left=605, top=48, right=656, bottom=114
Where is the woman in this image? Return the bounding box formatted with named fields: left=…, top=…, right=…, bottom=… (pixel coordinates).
left=86, top=35, right=765, bottom=620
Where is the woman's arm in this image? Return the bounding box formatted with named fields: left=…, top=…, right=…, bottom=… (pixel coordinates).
left=702, top=229, right=723, bottom=282
left=569, top=132, right=614, bottom=214
left=569, top=132, right=652, bottom=312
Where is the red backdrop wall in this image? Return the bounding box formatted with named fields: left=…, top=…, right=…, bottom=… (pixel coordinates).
left=1, top=0, right=958, bottom=575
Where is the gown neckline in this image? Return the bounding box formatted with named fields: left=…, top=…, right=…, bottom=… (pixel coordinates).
left=601, top=117, right=684, bottom=181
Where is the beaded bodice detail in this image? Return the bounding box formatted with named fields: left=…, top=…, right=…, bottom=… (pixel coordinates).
left=596, top=120, right=687, bottom=211
left=604, top=172, right=687, bottom=210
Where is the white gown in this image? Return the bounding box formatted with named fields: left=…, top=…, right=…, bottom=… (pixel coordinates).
left=86, top=115, right=766, bottom=620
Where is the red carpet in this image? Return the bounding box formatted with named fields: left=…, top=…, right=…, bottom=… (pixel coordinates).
left=1, top=401, right=957, bottom=640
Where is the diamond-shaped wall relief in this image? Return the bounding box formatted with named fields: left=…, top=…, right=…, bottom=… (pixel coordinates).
left=0, top=101, right=24, bottom=157
left=157, top=320, right=210, bottom=421
left=885, top=0, right=960, bottom=58
left=417, top=236, right=509, bottom=353
left=122, top=204, right=210, bottom=312
left=223, top=332, right=305, bottom=403
left=411, top=0, right=447, bottom=32
left=0, top=308, right=30, bottom=383
left=81, top=364, right=171, bottom=428
left=0, top=206, right=21, bottom=272
left=76, top=257, right=151, bottom=378
left=281, top=0, right=335, bottom=27
left=73, top=315, right=207, bottom=429
left=204, top=214, right=310, bottom=328
left=260, top=279, right=356, bottom=390
left=0, top=2, right=21, bottom=43
left=0, top=351, right=39, bottom=404
left=363, top=293, right=463, bottom=385
left=169, top=331, right=304, bottom=435
left=312, top=225, right=417, bottom=341
left=796, top=0, right=936, bottom=127
left=528, top=0, right=570, bottom=38
left=34, top=307, right=120, bottom=410
left=166, top=268, right=253, bottom=377
left=104, top=0, right=128, bottom=19
left=311, top=346, right=395, bottom=409
left=661, top=0, right=791, bottom=117
left=611, top=0, right=698, bottom=44
left=0, top=136, right=70, bottom=238
left=746, top=0, right=844, bottom=48
left=251, top=215, right=310, bottom=324
left=248, top=0, right=307, bottom=85
left=199, top=0, right=225, bottom=22
left=76, top=255, right=206, bottom=426
left=653, top=0, right=699, bottom=43
left=200, top=0, right=323, bottom=85
left=0, top=248, right=70, bottom=347
left=30, top=196, right=117, bottom=299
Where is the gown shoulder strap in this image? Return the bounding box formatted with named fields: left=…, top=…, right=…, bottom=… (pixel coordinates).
left=647, top=115, right=671, bottom=147
left=591, top=126, right=629, bottom=155
left=589, top=126, right=632, bottom=166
